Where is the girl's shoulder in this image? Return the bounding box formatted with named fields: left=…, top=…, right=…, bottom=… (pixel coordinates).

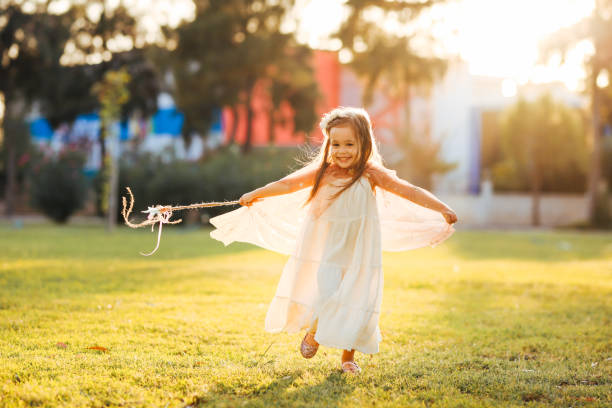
left=364, top=161, right=397, bottom=183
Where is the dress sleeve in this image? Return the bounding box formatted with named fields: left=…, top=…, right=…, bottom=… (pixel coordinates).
left=276, top=164, right=318, bottom=192
left=366, top=163, right=456, bottom=251
left=209, top=168, right=315, bottom=255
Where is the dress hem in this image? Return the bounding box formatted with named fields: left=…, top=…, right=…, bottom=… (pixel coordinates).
left=265, top=296, right=382, bottom=354
left=263, top=326, right=381, bottom=355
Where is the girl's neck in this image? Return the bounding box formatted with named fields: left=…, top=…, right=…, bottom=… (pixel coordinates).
left=328, top=163, right=357, bottom=178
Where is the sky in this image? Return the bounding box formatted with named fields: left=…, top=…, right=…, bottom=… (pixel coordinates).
left=291, top=0, right=599, bottom=92
left=12, top=0, right=607, bottom=92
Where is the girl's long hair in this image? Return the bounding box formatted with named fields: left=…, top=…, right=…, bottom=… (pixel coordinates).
left=300, top=106, right=384, bottom=205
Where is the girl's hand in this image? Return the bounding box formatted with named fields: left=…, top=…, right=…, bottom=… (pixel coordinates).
left=441, top=209, right=458, bottom=224
left=239, top=191, right=261, bottom=207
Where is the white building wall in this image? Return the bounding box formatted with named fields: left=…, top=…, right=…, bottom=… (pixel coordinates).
left=429, top=62, right=475, bottom=194
left=425, top=60, right=589, bottom=195
left=439, top=192, right=591, bottom=228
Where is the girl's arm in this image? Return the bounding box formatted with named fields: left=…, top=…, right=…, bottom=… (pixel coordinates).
left=366, top=162, right=458, bottom=223
left=239, top=165, right=318, bottom=206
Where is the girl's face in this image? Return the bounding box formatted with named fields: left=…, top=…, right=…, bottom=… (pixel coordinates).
left=329, top=125, right=359, bottom=170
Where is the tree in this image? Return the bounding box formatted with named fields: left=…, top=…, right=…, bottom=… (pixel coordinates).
left=392, top=125, right=457, bottom=191
left=494, top=94, right=588, bottom=226
left=1, top=4, right=72, bottom=215
left=167, top=0, right=319, bottom=153
left=267, top=45, right=320, bottom=144
left=331, top=1, right=451, bottom=186
left=333, top=0, right=448, bottom=106
left=92, top=68, right=131, bottom=231
left=1, top=1, right=162, bottom=216
left=541, top=0, right=612, bottom=225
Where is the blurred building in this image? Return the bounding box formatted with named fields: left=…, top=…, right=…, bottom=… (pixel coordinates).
left=419, top=61, right=592, bottom=227
left=140, top=93, right=186, bottom=161
left=223, top=53, right=589, bottom=198
left=416, top=61, right=588, bottom=195
left=25, top=50, right=595, bottom=227
left=221, top=50, right=407, bottom=160
left=28, top=92, right=225, bottom=171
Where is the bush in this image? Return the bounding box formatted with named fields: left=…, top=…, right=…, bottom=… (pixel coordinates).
left=593, top=186, right=612, bottom=229
left=99, top=153, right=160, bottom=218
left=28, top=150, right=89, bottom=223
left=112, top=146, right=307, bottom=225
left=493, top=95, right=589, bottom=193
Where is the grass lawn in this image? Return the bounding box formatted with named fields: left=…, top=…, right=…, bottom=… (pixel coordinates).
left=0, top=224, right=611, bottom=407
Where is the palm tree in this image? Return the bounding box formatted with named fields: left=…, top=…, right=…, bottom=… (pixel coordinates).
left=541, top=0, right=612, bottom=224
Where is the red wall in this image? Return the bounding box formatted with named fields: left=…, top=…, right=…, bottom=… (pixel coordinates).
left=222, top=50, right=341, bottom=146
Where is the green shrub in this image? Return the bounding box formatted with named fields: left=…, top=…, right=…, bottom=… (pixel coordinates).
left=112, top=146, right=307, bottom=225
left=493, top=94, right=589, bottom=193
left=28, top=150, right=89, bottom=223
left=593, top=187, right=612, bottom=229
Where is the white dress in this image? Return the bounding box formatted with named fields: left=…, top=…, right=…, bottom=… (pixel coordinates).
left=209, top=172, right=455, bottom=354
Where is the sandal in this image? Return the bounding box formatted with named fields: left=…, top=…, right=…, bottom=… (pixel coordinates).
left=300, top=331, right=319, bottom=359
left=341, top=361, right=362, bottom=374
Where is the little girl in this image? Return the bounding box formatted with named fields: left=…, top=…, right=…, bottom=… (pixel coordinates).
left=209, top=106, right=457, bottom=374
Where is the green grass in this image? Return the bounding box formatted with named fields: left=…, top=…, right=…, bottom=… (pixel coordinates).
left=0, top=224, right=611, bottom=407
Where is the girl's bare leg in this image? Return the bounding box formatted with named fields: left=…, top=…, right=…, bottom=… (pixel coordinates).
left=305, top=318, right=319, bottom=346
left=308, top=318, right=318, bottom=334
left=306, top=318, right=358, bottom=369
left=342, top=349, right=356, bottom=363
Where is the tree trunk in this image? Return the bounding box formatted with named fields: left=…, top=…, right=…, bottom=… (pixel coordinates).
left=398, top=86, right=413, bottom=181
left=3, top=103, right=17, bottom=217
left=228, top=106, right=238, bottom=145
left=107, top=163, right=119, bottom=230
left=587, top=68, right=602, bottom=224
left=242, top=85, right=254, bottom=154
left=531, top=167, right=541, bottom=227
left=403, top=85, right=412, bottom=140
left=4, top=140, right=16, bottom=216
left=268, top=107, right=276, bottom=145
left=527, top=132, right=541, bottom=226
left=106, top=123, right=120, bottom=231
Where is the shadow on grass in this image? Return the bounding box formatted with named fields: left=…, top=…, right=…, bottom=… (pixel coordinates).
left=4, top=224, right=612, bottom=263
left=189, top=370, right=355, bottom=408
left=0, top=224, right=257, bottom=260
left=0, top=224, right=275, bottom=298
left=409, top=277, right=612, bottom=405
left=444, top=229, right=612, bottom=261
left=434, top=278, right=612, bottom=339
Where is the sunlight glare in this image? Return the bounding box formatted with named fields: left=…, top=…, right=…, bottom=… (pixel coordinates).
left=295, top=0, right=596, bottom=90
left=597, top=69, right=610, bottom=88
left=292, top=0, right=349, bottom=50
left=439, top=0, right=595, bottom=88
left=502, top=79, right=517, bottom=97
left=0, top=93, right=4, bottom=122
left=48, top=0, right=70, bottom=14
left=339, top=49, right=354, bottom=64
